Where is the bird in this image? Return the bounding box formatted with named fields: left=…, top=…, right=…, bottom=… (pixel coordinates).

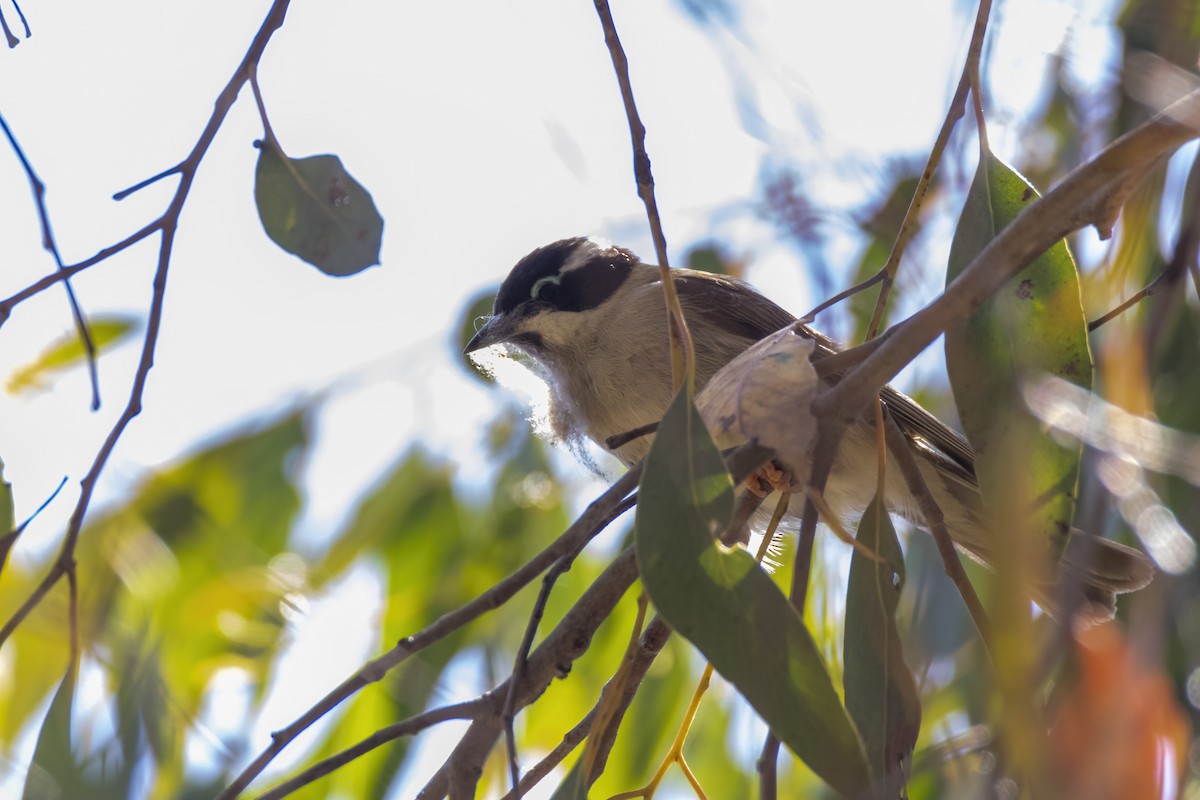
left=465, top=236, right=1154, bottom=621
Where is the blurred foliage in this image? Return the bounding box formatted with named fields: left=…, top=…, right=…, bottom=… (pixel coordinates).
left=5, top=315, right=140, bottom=397
left=3, top=0, right=1200, bottom=798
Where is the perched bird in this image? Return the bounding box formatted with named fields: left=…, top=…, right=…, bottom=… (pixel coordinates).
left=466, top=237, right=1153, bottom=620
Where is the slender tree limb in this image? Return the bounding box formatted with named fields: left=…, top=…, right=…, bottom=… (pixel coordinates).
left=757, top=733, right=781, bottom=800
left=0, top=222, right=161, bottom=324
left=592, top=0, right=695, bottom=390
left=0, top=112, right=100, bottom=410
left=802, top=269, right=886, bottom=324
left=220, top=465, right=640, bottom=799
left=0, top=476, right=67, bottom=576
left=502, top=707, right=597, bottom=799
left=0, top=0, right=295, bottom=658
left=880, top=411, right=994, bottom=654
left=865, top=0, right=994, bottom=340
left=1084, top=156, right=1198, bottom=334
left=255, top=701, right=484, bottom=800
left=813, top=89, right=1200, bottom=435
left=500, top=492, right=634, bottom=800
left=417, top=547, right=642, bottom=800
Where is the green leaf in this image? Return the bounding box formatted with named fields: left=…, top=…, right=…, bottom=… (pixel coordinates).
left=0, top=458, right=13, bottom=571
left=635, top=388, right=869, bottom=797
left=945, top=152, right=1092, bottom=553
left=22, top=667, right=85, bottom=800
left=6, top=315, right=139, bottom=395
left=254, top=139, right=384, bottom=276
left=458, top=290, right=499, bottom=383
left=843, top=494, right=921, bottom=788
left=549, top=760, right=589, bottom=800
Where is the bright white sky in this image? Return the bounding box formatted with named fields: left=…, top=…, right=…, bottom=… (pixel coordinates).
left=0, top=0, right=1121, bottom=795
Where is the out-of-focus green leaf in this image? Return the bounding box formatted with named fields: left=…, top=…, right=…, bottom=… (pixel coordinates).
left=549, top=759, right=589, bottom=800
left=945, top=152, right=1092, bottom=555
left=22, top=667, right=85, bottom=800
left=47, top=410, right=311, bottom=798
left=684, top=243, right=735, bottom=276
left=635, top=388, right=869, bottom=797
left=844, top=494, right=921, bottom=788
left=0, top=458, right=13, bottom=570
left=6, top=315, right=139, bottom=395
left=254, top=139, right=383, bottom=277
left=458, top=290, right=498, bottom=383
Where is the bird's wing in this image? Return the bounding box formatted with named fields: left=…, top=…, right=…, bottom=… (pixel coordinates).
left=669, top=268, right=977, bottom=482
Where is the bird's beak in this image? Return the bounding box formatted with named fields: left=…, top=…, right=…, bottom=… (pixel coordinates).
left=464, top=314, right=511, bottom=354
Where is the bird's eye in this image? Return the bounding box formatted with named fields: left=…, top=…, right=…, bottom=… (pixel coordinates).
left=530, top=275, right=561, bottom=302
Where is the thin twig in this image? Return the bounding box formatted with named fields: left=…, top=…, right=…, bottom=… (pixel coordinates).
left=0, top=5, right=17, bottom=47
left=0, top=476, right=67, bottom=575
left=813, top=88, right=1200, bottom=437
left=757, top=733, right=781, bottom=800
left=864, top=0, right=994, bottom=340
left=255, top=701, right=483, bottom=800
left=592, top=0, right=695, bottom=390
left=880, top=411, right=994, bottom=655
left=502, top=558, right=576, bottom=798
left=500, top=707, right=597, bottom=799
left=0, top=222, right=161, bottom=325
left=1090, top=144, right=1200, bottom=331
left=0, top=0, right=295, bottom=656
left=0, top=112, right=101, bottom=410
left=801, top=269, right=886, bottom=323
left=221, top=466, right=640, bottom=799
left=417, top=548, right=643, bottom=800
left=605, top=420, right=660, bottom=451
left=502, top=541, right=605, bottom=798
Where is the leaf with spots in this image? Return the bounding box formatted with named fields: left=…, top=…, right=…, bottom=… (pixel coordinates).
left=254, top=139, right=384, bottom=277
left=944, top=152, right=1092, bottom=559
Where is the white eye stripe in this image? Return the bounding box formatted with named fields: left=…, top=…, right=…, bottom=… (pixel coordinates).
left=531, top=274, right=561, bottom=299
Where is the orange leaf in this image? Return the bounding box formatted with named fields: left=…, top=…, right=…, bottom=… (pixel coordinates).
left=1050, top=623, right=1190, bottom=800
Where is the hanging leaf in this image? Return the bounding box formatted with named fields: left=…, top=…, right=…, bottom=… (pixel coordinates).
left=22, top=667, right=86, bottom=800
left=945, top=153, right=1092, bottom=558
left=254, top=139, right=384, bottom=277
left=843, top=493, right=921, bottom=789
left=6, top=315, right=139, bottom=396
left=636, top=387, right=869, bottom=797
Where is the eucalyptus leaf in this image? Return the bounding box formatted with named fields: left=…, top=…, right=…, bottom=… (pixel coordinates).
left=549, top=759, right=588, bottom=800
left=6, top=315, right=139, bottom=396
left=254, top=139, right=383, bottom=277
left=844, top=494, right=921, bottom=789
left=0, top=458, right=13, bottom=571
left=636, top=388, right=869, bottom=796
left=945, top=152, right=1092, bottom=554
left=22, top=668, right=85, bottom=800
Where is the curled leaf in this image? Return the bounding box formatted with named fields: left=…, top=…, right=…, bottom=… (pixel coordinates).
left=695, top=326, right=818, bottom=487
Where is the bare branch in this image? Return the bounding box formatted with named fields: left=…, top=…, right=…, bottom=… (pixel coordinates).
left=880, top=411, right=994, bottom=654
left=865, top=0, right=994, bottom=340
left=0, top=112, right=101, bottom=409
left=220, top=465, right=640, bottom=799
left=592, top=0, right=695, bottom=389
left=814, top=89, right=1200, bottom=433
left=0, top=0, right=296, bottom=654
left=417, top=547, right=642, bottom=800
left=255, top=701, right=483, bottom=800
